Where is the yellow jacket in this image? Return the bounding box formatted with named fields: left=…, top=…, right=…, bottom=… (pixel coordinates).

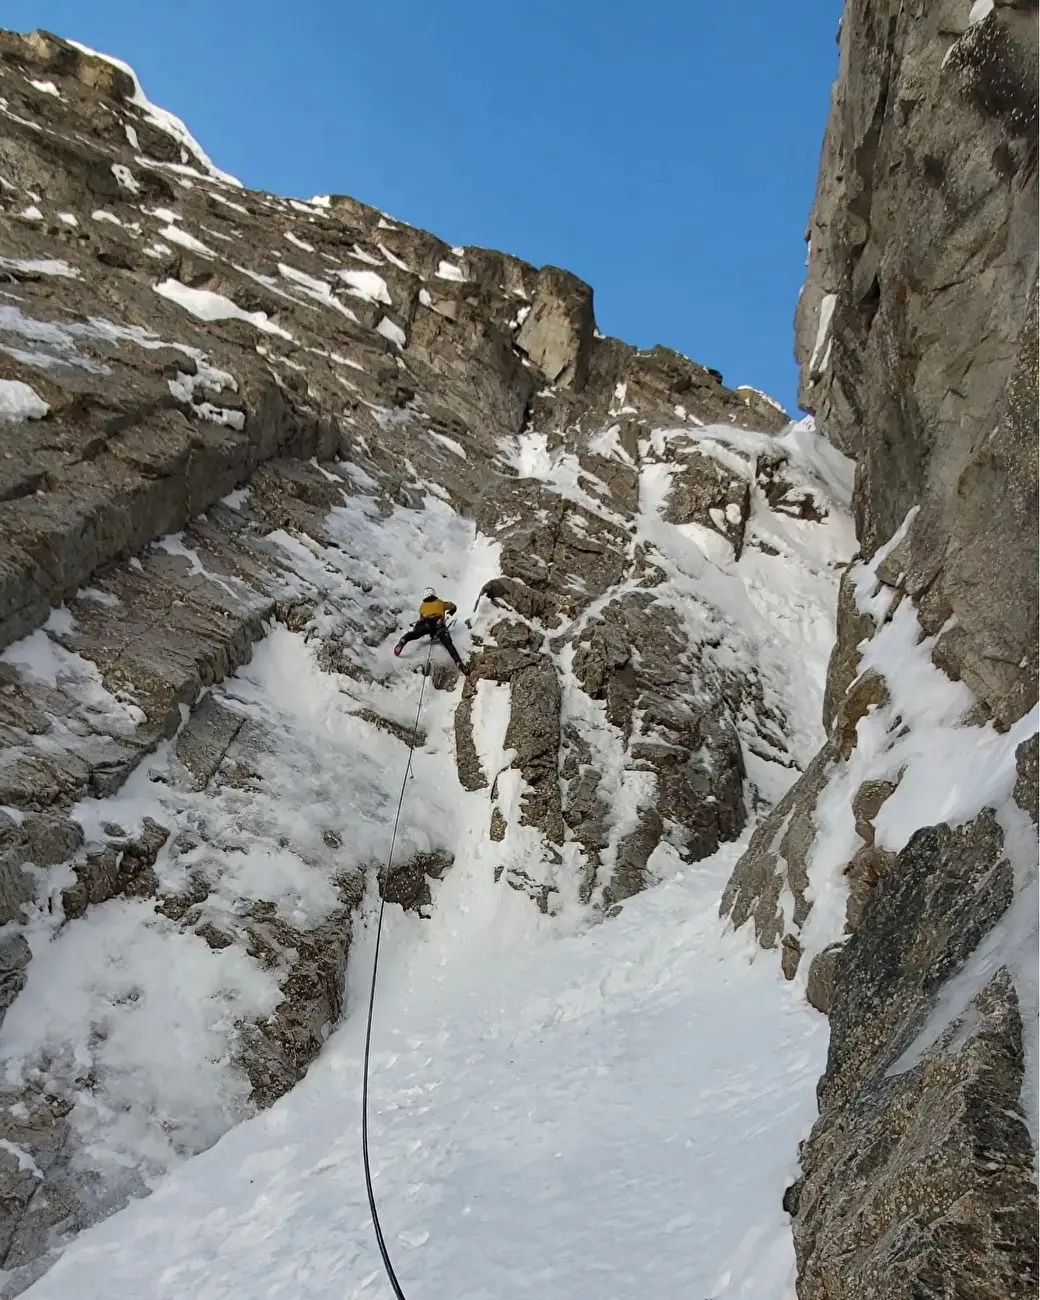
left=419, top=598, right=456, bottom=621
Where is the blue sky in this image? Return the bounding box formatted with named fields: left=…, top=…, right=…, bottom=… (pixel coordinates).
left=6, top=1, right=842, bottom=413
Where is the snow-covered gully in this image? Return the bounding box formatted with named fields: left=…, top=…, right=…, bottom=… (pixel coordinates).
left=10, top=422, right=855, bottom=1300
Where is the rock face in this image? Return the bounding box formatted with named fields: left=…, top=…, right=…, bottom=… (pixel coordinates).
left=0, top=27, right=809, bottom=1289
left=796, top=0, right=1038, bottom=730
left=725, top=3, right=1039, bottom=1297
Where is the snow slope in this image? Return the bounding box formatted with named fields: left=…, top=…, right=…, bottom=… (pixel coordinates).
left=23, top=823, right=826, bottom=1300
left=9, top=414, right=855, bottom=1299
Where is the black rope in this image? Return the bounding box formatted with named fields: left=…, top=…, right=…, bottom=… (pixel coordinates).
left=361, top=638, right=435, bottom=1300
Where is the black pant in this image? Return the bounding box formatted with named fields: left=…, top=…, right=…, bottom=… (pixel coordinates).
left=400, top=618, right=464, bottom=668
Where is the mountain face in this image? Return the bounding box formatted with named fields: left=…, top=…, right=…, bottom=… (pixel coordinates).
left=0, top=10, right=1034, bottom=1299
left=0, top=26, right=853, bottom=1295
left=725, top=3, right=1038, bottom=1297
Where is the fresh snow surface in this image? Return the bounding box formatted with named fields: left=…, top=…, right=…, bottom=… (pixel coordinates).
left=29, top=80, right=61, bottom=98
left=0, top=378, right=49, bottom=421
left=436, top=260, right=466, bottom=282
left=22, top=839, right=825, bottom=1300
left=67, top=39, right=243, bottom=187
left=154, top=280, right=293, bottom=340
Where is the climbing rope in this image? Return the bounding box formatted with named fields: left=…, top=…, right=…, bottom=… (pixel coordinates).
left=361, top=638, right=435, bottom=1300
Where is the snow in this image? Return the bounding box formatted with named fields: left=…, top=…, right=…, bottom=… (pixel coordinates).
left=969, top=0, right=994, bottom=24
left=808, top=292, right=836, bottom=373
left=376, top=317, right=407, bottom=348
left=278, top=263, right=359, bottom=320
left=336, top=268, right=392, bottom=305
left=158, top=223, right=215, bottom=256
left=418, top=288, right=433, bottom=308
left=154, top=280, right=293, bottom=340
left=784, top=512, right=1040, bottom=1126
left=29, top=80, right=61, bottom=98
left=0, top=1139, right=42, bottom=1179
left=0, top=378, right=49, bottom=422
left=209, top=192, right=251, bottom=217
left=18, top=207, right=43, bottom=222
left=1, top=627, right=142, bottom=734
left=56, top=212, right=78, bottom=226
left=4, top=289, right=994, bottom=1300
left=0, top=256, right=80, bottom=279
left=349, top=243, right=382, bottom=266
left=428, top=431, right=466, bottom=459
left=435, top=260, right=465, bottom=282
left=377, top=242, right=412, bottom=271
left=20, top=828, right=826, bottom=1300
left=111, top=163, right=140, bottom=194
left=283, top=231, right=314, bottom=253
left=67, top=39, right=243, bottom=188
left=736, top=384, right=786, bottom=415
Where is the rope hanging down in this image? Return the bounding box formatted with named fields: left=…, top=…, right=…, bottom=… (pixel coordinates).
left=361, top=639, right=435, bottom=1300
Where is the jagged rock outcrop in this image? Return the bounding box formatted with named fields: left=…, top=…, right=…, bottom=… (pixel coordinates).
left=0, top=27, right=806, bottom=1286
left=726, top=3, right=1039, bottom=1297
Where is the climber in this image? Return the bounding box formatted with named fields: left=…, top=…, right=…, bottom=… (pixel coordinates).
left=393, top=587, right=468, bottom=672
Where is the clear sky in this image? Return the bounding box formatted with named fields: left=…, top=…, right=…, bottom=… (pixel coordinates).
left=5, top=1, right=843, bottom=413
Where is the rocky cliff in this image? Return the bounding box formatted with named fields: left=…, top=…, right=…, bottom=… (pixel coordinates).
left=724, top=2, right=1039, bottom=1296
left=0, top=28, right=859, bottom=1293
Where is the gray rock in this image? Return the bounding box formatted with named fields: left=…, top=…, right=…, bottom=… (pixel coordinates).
left=238, top=909, right=352, bottom=1108
left=796, top=0, right=1037, bottom=731
left=662, top=450, right=751, bottom=556
left=790, top=814, right=1036, bottom=1300
left=1013, top=732, right=1037, bottom=822
left=821, top=568, right=876, bottom=733
left=720, top=741, right=835, bottom=950
left=604, top=807, right=664, bottom=908
left=515, top=266, right=594, bottom=391
left=20, top=816, right=83, bottom=866
left=174, top=693, right=246, bottom=789
left=0, top=859, right=34, bottom=928
left=805, top=943, right=842, bottom=1016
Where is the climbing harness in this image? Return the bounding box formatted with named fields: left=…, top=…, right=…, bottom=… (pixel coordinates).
left=360, top=638, right=435, bottom=1300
